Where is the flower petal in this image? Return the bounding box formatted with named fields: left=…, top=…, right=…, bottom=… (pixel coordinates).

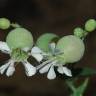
left=39, top=63, right=51, bottom=74
left=57, top=66, right=64, bottom=74
left=63, top=67, right=72, bottom=77
left=0, top=41, right=10, bottom=53
left=32, top=53, right=43, bottom=62
left=49, top=43, right=56, bottom=50
left=0, top=61, right=11, bottom=74
left=49, top=43, right=56, bottom=53
left=6, top=61, right=15, bottom=76
left=47, top=66, right=56, bottom=80
left=31, top=46, right=43, bottom=54
left=31, top=47, right=44, bottom=62
left=22, top=61, right=36, bottom=76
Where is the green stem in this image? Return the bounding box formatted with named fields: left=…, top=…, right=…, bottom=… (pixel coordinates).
left=66, top=78, right=89, bottom=96
left=66, top=80, right=76, bottom=92
left=11, top=23, right=21, bottom=28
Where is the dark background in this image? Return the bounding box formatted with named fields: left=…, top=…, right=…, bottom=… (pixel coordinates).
left=0, top=0, right=96, bottom=96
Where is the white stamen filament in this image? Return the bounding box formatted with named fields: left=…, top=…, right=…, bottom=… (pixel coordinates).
left=36, top=58, right=56, bottom=70
left=39, top=60, right=57, bottom=74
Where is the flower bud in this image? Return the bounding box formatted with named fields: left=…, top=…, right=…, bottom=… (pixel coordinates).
left=85, top=19, right=96, bottom=32
left=0, top=18, right=10, bottom=29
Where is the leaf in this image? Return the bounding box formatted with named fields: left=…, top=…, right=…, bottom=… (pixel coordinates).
left=71, top=78, right=89, bottom=96
left=71, top=67, right=96, bottom=77
left=66, top=80, right=76, bottom=92
left=36, top=33, right=59, bottom=52
left=67, top=78, right=89, bottom=96
left=79, top=67, right=96, bottom=76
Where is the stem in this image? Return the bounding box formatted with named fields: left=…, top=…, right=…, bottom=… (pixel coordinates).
left=66, top=80, right=76, bottom=92
left=67, top=78, right=89, bottom=96
left=11, top=23, right=21, bottom=28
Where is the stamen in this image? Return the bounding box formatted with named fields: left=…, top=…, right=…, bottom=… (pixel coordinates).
left=36, top=58, right=56, bottom=70
left=39, top=60, right=57, bottom=74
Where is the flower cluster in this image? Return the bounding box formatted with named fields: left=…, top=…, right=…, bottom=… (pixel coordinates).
left=0, top=18, right=96, bottom=80
left=0, top=41, right=72, bottom=80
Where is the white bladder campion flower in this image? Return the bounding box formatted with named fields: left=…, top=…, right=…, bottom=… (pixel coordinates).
left=0, top=26, right=85, bottom=80
left=0, top=28, right=37, bottom=76
left=35, top=43, right=72, bottom=80
left=36, top=35, right=85, bottom=80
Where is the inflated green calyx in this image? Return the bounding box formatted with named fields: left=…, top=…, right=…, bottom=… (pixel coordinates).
left=6, top=28, right=33, bottom=50
left=56, top=35, right=85, bottom=64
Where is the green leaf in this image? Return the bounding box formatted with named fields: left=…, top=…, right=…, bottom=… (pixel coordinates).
left=36, top=33, right=59, bottom=52
left=79, top=67, right=96, bottom=76
left=66, top=80, right=76, bottom=92
left=71, top=67, right=96, bottom=77
left=71, top=78, right=89, bottom=96
left=67, top=78, right=89, bottom=96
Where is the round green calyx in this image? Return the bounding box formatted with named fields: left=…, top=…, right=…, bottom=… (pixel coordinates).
left=6, top=28, right=33, bottom=50
left=56, top=35, right=85, bottom=64
left=74, top=27, right=85, bottom=38
left=85, top=19, right=96, bottom=32
left=36, top=33, right=59, bottom=52
left=0, top=18, right=10, bottom=29
left=11, top=48, right=28, bottom=62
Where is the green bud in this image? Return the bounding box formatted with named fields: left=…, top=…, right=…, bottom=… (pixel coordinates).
left=36, top=33, right=59, bottom=52
left=0, top=18, right=10, bottom=29
left=6, top=28, right=33, bottom=50
left=56, top=35, right=85, bottom=64
left=85, top=19, right=96, bottom=32
left=74, top=27, right=84, bottom=38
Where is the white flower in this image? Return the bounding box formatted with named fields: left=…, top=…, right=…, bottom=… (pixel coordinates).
left=38, top=60, right=72, bottom=80
left=36, top=43, right=72, bottom=80
left=0, top=41, right=36, bottom=76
